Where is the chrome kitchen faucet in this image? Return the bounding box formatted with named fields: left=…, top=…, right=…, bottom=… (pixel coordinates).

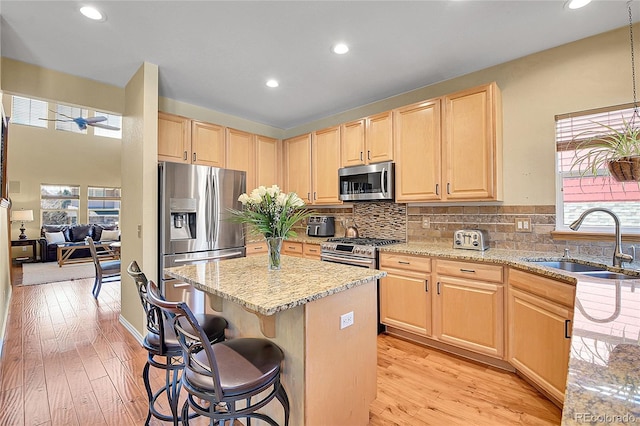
left=569, top=208, right=634, bottom=268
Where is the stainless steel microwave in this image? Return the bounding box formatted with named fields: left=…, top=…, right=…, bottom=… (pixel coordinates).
left=338, top=161, right=394, bottom=201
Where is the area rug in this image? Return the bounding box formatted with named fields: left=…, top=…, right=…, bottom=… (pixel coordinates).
left=20, top=262, right=95, bottom=286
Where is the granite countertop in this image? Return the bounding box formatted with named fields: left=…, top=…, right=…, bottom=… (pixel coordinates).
left=379, top=241, right=640, bottom=424
left=164, top=254, right=386, bottom=316
left=245, top=235, right=330, bottom=244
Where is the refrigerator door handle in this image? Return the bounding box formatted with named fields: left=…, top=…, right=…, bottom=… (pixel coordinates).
left=205, top=175, right=212, bottom=243
left=173, top=251, right=244, bottom=263
left=212, top=172, right=218, bottom=244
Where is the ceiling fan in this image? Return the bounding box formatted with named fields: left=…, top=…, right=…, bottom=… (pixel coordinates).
left=39, top=110, right=121, bottom=131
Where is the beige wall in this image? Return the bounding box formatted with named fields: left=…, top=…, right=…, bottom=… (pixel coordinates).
left=285, top=25, right=635, bottom=206
left=119, top=62, right=159, bottom=337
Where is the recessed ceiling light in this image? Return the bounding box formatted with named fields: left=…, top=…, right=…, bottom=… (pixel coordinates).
left=565, top=0, right=591, bottom=10
left=266, top=79, right=279, bottom=88
left=80, top=6, right=105, bottom=21
left=332, top=43, right=349, bottom=55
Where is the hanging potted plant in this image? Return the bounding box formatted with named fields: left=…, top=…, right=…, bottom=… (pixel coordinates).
left=570, top=116, right=640, bottom=182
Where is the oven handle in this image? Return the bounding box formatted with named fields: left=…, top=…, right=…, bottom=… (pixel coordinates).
left=321, top=253, right=375, bottom=268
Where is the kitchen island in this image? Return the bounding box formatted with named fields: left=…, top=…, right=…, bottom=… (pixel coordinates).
left=165, top=255, right=386, bottom=426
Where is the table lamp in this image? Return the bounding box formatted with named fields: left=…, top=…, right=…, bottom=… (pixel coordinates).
left=11, top=209, right=34, bottom=240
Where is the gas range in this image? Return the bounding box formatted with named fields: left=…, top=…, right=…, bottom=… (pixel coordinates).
left=321, top=237, right=402, bottom=268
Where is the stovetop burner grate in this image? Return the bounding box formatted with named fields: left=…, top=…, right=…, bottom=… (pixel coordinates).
left=325, top=237, right=402, bottom=246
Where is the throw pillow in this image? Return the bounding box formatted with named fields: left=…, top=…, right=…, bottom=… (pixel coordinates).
left=45, top=231, right=66, bottom=244
left=69, top=224, right=92, bottom=242
left=100, top=230, right=120, bottom=241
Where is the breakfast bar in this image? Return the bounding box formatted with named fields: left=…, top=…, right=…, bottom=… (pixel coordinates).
left=164, top=255, right=386, bottom=426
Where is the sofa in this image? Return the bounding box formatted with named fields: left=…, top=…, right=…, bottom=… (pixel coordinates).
left=39, top=224, right=120, bottom=263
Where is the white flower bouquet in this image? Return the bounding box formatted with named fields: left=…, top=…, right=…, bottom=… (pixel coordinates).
left=230, top=185, right=311, bottom=239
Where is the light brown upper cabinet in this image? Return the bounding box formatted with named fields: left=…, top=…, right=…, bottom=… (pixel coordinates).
left=394, top=82, right=502, bottom=202
left=158, top=112, right=191, bottom=164
left=191, top=120, right=225, bottom=168
left=226, top=128, right=256, bottom=190
left=443, top=82, right=502, bottom=201
left=312, top=126, right=342, bottom=205
left=283, top=133, right=313, bottom=204
left=158, top=112, right=225, bottom=168
left=341, top=111, right=393, bottom=167
left=255, top=135, right=281, bottom=188
left=394, top=99, right=442, bottom=202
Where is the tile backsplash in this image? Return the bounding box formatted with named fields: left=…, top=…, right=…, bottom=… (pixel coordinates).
left=311, top=203, right=638, bottom=265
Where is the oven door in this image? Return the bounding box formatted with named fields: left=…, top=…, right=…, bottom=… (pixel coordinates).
left=320, top=252, right=376, bottom=269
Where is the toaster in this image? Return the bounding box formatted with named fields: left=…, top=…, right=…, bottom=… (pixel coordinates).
left=453, top=229, right=489, bottom=251
left=306, top=216, right=335, bottom=237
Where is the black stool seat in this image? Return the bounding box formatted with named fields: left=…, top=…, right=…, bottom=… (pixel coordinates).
left=144, top=313, right=227, bottom=352
left=186, top=338, right=283, bottom=397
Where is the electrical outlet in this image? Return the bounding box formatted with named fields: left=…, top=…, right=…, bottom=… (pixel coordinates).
left=515, top=217, right=532, bottom=233
left=421, top=217, right=430, bottom=229
left=340, top=311, right=354, bottom=329
left=22, top=246, right=27, bottom=252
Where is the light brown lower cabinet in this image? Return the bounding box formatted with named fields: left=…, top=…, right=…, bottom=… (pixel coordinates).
left=303, top=243, right=321, bottom=260
left=379, top=253, right=432, bottom=336
left=246, top=241, right=267, bottom=256
left=434, top=259, right=504, bottom=358
left=508, top=269, right=574, bottom=407
left=282, top=241, right=303, bottom=257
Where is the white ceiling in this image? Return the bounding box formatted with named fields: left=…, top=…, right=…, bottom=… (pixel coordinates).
left=0, top=1, right=637, bottom=129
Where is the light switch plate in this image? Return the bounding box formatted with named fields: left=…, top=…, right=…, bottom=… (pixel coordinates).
left=515, top=217, right=532, bottom=233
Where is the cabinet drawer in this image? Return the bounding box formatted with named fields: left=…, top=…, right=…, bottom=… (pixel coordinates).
left=283, top=241, right=303, bottom=256
left=246, top=242, right=267, bottom=255
left=509, top=269, right=575, bottom=308
left=435, top=259, right=503, bottom=283
left=380, top=253, right=431, bottom=272
left=303, top=243, right=321, bottom=259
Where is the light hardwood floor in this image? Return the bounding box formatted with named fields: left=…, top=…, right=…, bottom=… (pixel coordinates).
left=1, top=264, right=561, bottom=425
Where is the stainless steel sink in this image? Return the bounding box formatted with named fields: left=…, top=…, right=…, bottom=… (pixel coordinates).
left=531, top=260, right=605, bottom=273
left=530, top=260, right=639, bottom=280
left=579, top=271, right=639, bottom=280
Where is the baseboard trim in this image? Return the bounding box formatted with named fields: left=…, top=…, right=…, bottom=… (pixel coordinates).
left=119, top=314, right=144, bottom=346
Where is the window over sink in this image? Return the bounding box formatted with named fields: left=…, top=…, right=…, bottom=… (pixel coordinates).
left=555, top=103, right=640, bottom=234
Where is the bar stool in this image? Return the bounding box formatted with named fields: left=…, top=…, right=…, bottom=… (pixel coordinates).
left=145, top=279, right=290, bottom=426
left=127, top=260, right=228, bottom=425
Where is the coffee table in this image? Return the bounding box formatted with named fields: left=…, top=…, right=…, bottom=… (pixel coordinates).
left=56, top=242, right=111, bottom=267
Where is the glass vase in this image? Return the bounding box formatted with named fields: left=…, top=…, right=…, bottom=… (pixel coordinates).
left=266, top=237, right=283, bottom=271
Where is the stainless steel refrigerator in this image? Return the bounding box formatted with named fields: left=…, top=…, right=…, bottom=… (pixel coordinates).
left=158, top=162, right=246, bottom=312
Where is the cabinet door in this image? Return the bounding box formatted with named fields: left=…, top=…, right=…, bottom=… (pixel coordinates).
left=341, top=119, right=365, bottom=167
left=256, top=135, right=281, bottom=188
left=226, top=128, right=255, bottom=190
left=434, top=275, right=504, bottom=358
left=366, top=111, right=393, bottom=164
left=303, top=243, right=321, bottom=260
left=191, top=121, right=225, bottom=167
left=284, top=134, right=312, bottom=204
left=443, top=82, right=502, bottom=200
left=380, top=269, right=431, bottom=336
left=394, top=100, right=442, bottom=202
left=158, top=112, right=190, bottom=163
left=508, top=285, right=573, bottom=405
left=312, top=126, right=342, bottom=205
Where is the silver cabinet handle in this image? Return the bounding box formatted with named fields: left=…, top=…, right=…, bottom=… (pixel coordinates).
left=193, top=152, right=197, bottom=162
left=398, top=261, right=410, bottom=265
left=435, top=183, right=439, bottom=196
left=460, top=268, right=476, bottom=273
left=360, top=151, right=363, bottom=161
left=447, top=182, right=451, bottom=194
left=183, top=151, right=188, bottom=161
left=367, top=150, right=371, bottom=161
